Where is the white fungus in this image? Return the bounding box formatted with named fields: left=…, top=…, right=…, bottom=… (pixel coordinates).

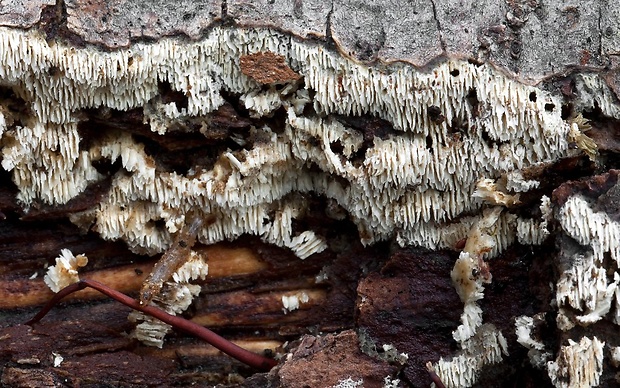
left=515, top=314, right=552, bottom=368
left=473, top=178, right=520, bottom=206
left=51, top=352, right=63, bottom=368
left=433, top=324, right=509, bottom=388
left=431, top=211, right=509, bottom=387
left=129, top=250, right=208, bottom=347
left=451, top=208, right=498, bottom=343
left=330, top=378, right=363, bottom=388
left=282, top=291, right=310, bottom=314
left=532, top=192, right=620, bottom=385
left=556, top=195, right=620, bottom=327
left=383, top=376, right=401, bottom=388
left=547, top=336, right=605, bottom=388
left=43, top=249, right=88, bottom=293
left=0, top=25, right=571, bottom=260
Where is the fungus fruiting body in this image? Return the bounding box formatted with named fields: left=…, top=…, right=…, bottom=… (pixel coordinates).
left=0, top=25, right=572, bottom=258
left=43, top=249, right=88, bottom=292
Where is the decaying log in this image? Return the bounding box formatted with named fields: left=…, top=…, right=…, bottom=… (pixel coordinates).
left=2, top=0, right=620, bottom=387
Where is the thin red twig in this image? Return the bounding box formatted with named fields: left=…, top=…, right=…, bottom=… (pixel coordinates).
left=426, top=361, right=446, bottom=388
left=26, top=279, right=278, bottom=371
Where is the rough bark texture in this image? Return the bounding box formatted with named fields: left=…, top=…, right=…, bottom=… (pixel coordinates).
left=1, top=1, right=620, bottom=388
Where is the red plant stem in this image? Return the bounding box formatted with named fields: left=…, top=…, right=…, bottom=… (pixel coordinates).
left=26, top=279, right=278, bottom=371
left=428, top=371, right=446, bottom=388
left=426, top=362, right=446, bottom=388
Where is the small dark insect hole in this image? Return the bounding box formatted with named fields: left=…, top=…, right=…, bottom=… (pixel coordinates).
left=561, top=104, right=573, bottom=120
left=480, top=130, right=494, bottom=148
left=308, top=136, right=321, bottom=148
left=425, top=135, right=434, bottom=153
left=465, top=88, right=480, bottom=117
left=146, top=219, right=167, bottom=230
left=529, top=91, right=537, bottom=102
left=450, top=69, right=460, bottom=77
left=427, top=105, right=445, bottom=124
left=544, top=103, right=555, bottom=112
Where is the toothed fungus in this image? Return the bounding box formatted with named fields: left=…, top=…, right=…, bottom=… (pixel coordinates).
left=432, top=324, right=508, bottom=388
left=430, top=209, right=509, bottom=387
left=130, top=251, right=208, bottom=347
left=547, top=337, right=604, bottom=388
left=0, top=25, right=572, bottom=260
left=282, top=292, right=310, bottom=314
left=515, top=314, right=552, bottom=368
left=43, top=249, right=88, bottom=293
left=556, top=195, right=620, bottom=327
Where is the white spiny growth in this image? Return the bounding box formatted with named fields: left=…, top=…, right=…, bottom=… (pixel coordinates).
left=44, top=249, right=88, bottom=293
left=516, top=195, right=552, bottom=245
left=547, top=337, right=605, bottom=388
left=450, top=208, right=498, bottom=343
left=555, top=195, right=620, bottom=328
left=129, top=250, right=208, bottom=347
left=558, top=196, right=620, bottom=264
left=432, top=211, right=508, bottom=387
left=433, top=324, right=508, bottom=388
left=0, top=108, right=6, bottom=138
left=0, top=25, right=571, bottom=258
left=515, top=314, right=552, bottom=368
left=383, top=376, right=401, bottom=388
left=575, top=74, right=620, bottom=119
left=505, top=170, right=540, bottom=192
left=544, top=193, right=620, bottom=384
left=556, top=253, right=618, bottom=326
left=281, top=291, right=309, bottom=314
left=1, top=121, right=101, bottom=204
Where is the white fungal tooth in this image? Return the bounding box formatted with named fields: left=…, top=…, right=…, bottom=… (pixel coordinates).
left=281, top=292, right=309, bottom=314
left=547, top=337, right=605, bottom=388
left=515, top=314, right=552, bottom=368
left=433, top=324, right=509, bottom=388
left=44, top=249, right=88, bottom=293
left=130, top=251, right=208, bottom=347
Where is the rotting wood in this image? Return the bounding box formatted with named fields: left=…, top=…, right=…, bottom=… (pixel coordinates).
left=2, top=0, right=620, bottom=386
